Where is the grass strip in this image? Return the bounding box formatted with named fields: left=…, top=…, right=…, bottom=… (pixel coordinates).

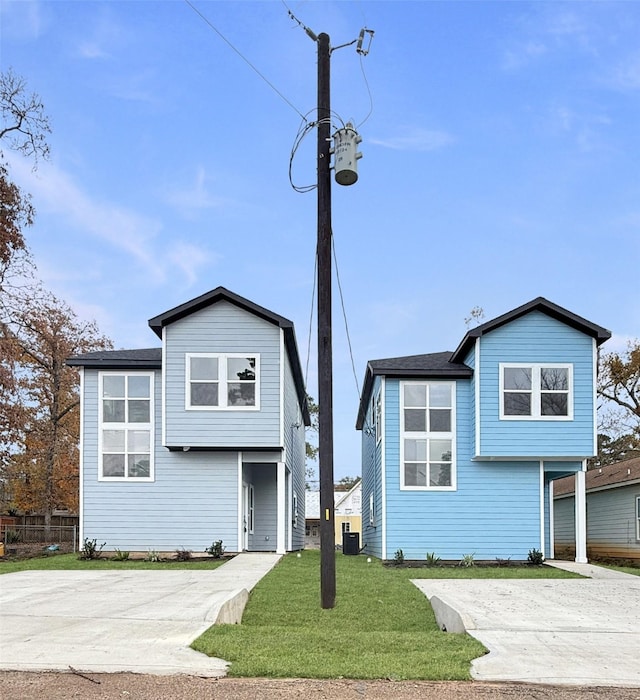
left=192, top=551, right=488, bottom=679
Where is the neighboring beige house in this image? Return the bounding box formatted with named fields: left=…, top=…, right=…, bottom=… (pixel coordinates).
left=305, top=480, right=362, bottom=549
left=553, top=456, right=640, bottom=561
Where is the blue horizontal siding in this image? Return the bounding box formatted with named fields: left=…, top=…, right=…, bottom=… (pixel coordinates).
left=478, top=312, right=595, bottom=457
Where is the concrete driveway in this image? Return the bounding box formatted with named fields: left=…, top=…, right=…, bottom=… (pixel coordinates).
left=0, top=553, right=280, bottom=676
left=413, top=561, right=640, bottom=687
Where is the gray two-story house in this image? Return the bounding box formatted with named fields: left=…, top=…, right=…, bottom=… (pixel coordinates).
left=67, top=287, right=310, bottom=554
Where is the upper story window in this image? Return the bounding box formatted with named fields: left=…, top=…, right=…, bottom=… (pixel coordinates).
left=374, top=391, right=382, bottom=443
left=400, top=381, right=456, bottom=490
left=186, top=354, right=260, bottom=410
left=500, top=364, right=573, bottom=420
left=99, top=372, right=153, bottom=481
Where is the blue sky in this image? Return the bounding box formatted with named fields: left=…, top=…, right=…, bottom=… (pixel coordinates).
left=2, top=1, right=639, bottom=480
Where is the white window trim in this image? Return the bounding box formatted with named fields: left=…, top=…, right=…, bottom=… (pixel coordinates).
left=185, top=353, right=260, bottom=411
left=400, top=380, right=457, bottom=491
left=636, top=496, right=640, bottom=542
left=375, top=392, right=382, bottom=444
left=369, top=491, right=375, bottom=526
left=98, top=371, right=154, bottom=482
left=499, top=363, right=573, bottom=421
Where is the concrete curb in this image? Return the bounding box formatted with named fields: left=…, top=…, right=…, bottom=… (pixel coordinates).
left=429, top=595, right=472, bottom=633
left=214, top=588, right=250, bottom=625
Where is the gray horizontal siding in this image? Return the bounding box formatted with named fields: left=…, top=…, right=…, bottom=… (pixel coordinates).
left=164, top=300, right=281, bottom=448
left=81, top=369, right=240, bottom=552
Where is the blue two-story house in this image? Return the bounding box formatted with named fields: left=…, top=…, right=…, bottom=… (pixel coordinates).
left=356, top=298, right=610, bottom=563
left=67, top=287, right=310, bottom=554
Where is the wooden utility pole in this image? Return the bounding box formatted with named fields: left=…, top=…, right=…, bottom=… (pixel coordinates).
left=316, top=32, right=336, bottom=610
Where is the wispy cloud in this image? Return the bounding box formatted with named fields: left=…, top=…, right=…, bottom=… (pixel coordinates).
left=8, top=156, right=165, bottom=280
left=370, top=127, right=454, bottom=152
left=606, top=51, right=640, bottom=92
left=0, top=0, right=47, bottom=41
left=166, top=167, right=227, bottom=217
left=167, top=241, right=219, bottom=287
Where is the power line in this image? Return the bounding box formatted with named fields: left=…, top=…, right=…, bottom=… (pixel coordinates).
left=332, top=230, right=361, bottom=400
left=183, top=0, right=307, bottom=122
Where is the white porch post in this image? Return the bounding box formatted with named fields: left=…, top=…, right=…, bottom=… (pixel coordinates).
left=276, top=461, right=286, bottom=554
left=574, top=468, right=587, bottom=563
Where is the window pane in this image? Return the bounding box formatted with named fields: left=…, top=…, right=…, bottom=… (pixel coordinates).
left=128, top=375, right=150, bottom=398
left=103, top=375, right=125, bottom=398
left=405, top=463, right=427, bottom=487
left=128, top=400, right=150, bottom=422
left=504, top=393, right=531, bottom=416
left=228, top=357, right=256, bottom=381
left=191, top=383, right=218, bottom=406
left=430, top=439, right=452, bottom=462
left=430, top=464, right=452, bottom=487
left=103, top=399, right=125, bottom=422
left=404, top=384, right=426, bottom=407
left=103, top=454, right=125, bottom=477
left=541, top=394, right=568, bottom=416
left=541, top=367, right=568, bottom=391
left=128, top=430, right=150, bottom=453
left=128, top=455, right=150, bottom=478
left=429, top=409, right=451, bottom=432
left=228, top=383, right=255, bottom=406
left=504, top=367, right=531, bottom=390
left=103, top=429, right=125, bottom=452
left=404, top=409, right=426, bottom=432
left=191, top=356, right=218, bottom=381
left=404, top=439, right=426, bottom=461
left=429, top=383, right=451, bottom=407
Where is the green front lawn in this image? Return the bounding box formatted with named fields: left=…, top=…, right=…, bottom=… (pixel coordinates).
left=0, top=552, right=225, bottom=574
left=192, top=551, right=576, bottom=680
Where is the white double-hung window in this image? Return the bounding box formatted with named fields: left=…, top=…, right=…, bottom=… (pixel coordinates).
left=99, top=372, right=153, bottom=481
left=500, top=364, right=572, bottom=420
left=186, top=354, right=259, bottom=409
left=400, top=381, right=455, bottom=490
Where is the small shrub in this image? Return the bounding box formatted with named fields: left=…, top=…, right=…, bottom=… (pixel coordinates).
left=528, top=548, right=544, bottom=565
left=393, top=548, right=405, bottom=565
left=175, top=547, right=192, bottom=561
left=425, top=551, right=441, bottom=567
left=78, top=538, right=106, bottom=560
left=113, top=548, right=130, bottom=561
left=145, top=549, right=162, bottom=562
left=495, top=556, right=512, bottom=567
left=205, top=540, right=225, bottom=558
left=459, top=553, right=475, bottom=568
left=4, top=529, right=21, bottom=544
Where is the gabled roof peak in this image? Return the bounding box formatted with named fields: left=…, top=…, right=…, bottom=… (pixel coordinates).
left=450, top=297, right=611, bottom=362
left=148, top=285, right=293, bottom=337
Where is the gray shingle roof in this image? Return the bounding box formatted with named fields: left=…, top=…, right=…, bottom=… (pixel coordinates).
left=356, top=351, right=472, bottom=430
left=66, top=348, right=161, bottom=369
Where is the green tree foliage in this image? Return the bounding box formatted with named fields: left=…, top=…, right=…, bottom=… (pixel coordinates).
left=334, top=476, right=361, bottom=492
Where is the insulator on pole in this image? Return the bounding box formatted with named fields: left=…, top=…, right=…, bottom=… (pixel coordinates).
left=333, top=122, right=362, bottom=186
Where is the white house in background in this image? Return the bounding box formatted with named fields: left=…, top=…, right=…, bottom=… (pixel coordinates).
left=305, top=480, right=362, bottom=549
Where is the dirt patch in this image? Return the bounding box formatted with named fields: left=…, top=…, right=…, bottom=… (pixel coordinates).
left=0, top=673, right=638, bottom=700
